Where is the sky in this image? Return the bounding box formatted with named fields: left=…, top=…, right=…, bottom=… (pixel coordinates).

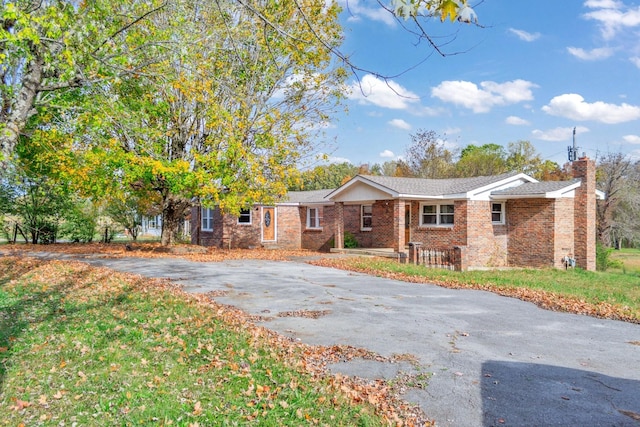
left=318, top=0, right=640, bottom=169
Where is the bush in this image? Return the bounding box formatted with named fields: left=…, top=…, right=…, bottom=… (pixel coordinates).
left=596, top=243, right=623, bottom=271
left=344, top=231, right=359, bottom=248
left=61, top=208, right=97, bottom=243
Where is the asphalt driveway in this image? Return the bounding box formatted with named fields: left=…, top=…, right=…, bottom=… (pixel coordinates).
left=19, top=253, right=640, bottom=426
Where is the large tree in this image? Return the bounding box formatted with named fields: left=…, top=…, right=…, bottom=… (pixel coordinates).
left=405, top=129, right=456, bottom=178
left=596, top=153, right=637, bottom=247
left=65, top=0, right=346, bottom=245
left=0, top=0, right=168, bottom=163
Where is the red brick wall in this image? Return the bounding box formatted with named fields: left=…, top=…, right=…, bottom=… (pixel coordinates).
left=341, top=201, right=398, bottom=249
left=274, top=205, right=302, bottom=250
left=223, top=207, right=261, bottom=249
left=466, top=201, right=508, bottom=268
left=301, top=205, right=337, bottom=251
left=343, top=204, right=373, bottom=247
left=507, top=199, right=558, bottom=267
left=572, top=157, right=596, bottom=271
left=409, top=200, right=467, bottom=249
left=191, top=206, right=224, bottom=247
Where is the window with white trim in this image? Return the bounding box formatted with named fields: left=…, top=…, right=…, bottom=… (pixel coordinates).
left=148, top=215, right=161, bottom=229
left=201, top=207, right=214, bottom=231
left=491, top=202, right=505, bottom=224
left=420, top=203, right=455, bottom=226
left=307, top=207, right=321, bottom=229
left=361, top=204, right=373, bottom=230
left=238, top=208, right=251, bottom=224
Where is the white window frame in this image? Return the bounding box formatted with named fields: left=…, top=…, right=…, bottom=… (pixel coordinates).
left=361, top=204, right=373, bottom=231
left=148, top=215, right=161, bottom=229
left=491, top=202, right=505, bottom=225
left=306, top=207, right=321, bottom=229
left=419, top=203, right=455, bottom=227
left=201, top=207, right=214, bottom=231
left=238, top=208, right=252, bottom=225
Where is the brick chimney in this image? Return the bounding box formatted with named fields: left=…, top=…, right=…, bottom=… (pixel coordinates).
left=572, top=156, right=596, bottom=271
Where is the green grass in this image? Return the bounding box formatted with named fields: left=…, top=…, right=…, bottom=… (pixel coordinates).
left=320, top=257, right=640, bottom=322
left=610, top=248, right=640, bottom=275
left=0, top=258, right=387, bottom=426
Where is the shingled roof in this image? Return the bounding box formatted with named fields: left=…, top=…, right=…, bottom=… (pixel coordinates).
left=491, top=179, right=580, bottom=198
left=282, top=189, right=334, bottom=204
left=328, top=171, right=535, bottom=201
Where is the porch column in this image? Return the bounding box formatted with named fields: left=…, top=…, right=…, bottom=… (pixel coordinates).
left=393, top=199, right=405, bottom=252
left=334, top=202, right=344, bottom=249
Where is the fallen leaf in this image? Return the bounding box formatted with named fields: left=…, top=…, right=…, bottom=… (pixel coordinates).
left=193, top=401, right=202, bottom=415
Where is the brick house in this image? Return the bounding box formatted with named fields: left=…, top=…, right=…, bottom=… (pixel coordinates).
left=191, top=157, right=601, bottom=271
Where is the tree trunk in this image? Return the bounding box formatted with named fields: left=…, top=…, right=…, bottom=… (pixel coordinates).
left=160, top=196, right=190, bottom=246
left=1, top=53, right=44, bottom=162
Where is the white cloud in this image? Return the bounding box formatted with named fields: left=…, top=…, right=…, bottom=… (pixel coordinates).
left=542, top=93, right=640, bottom=124
left=431, top=79, right=537, bottom=113
left=583, top=0, right=640, bottom=39
left=347, top=74, right=420, bottom=110
left=631, top=57, right=640, bottom=68
left=508, top=28, right=541, bottom=42
left=532, top=126, right=590, bottom=142
left=327, top=156, right=352, bottom=164
left=505, top=116, right=531, bottom=126
left=337, top=0, right=397, bottom=26
left=388, top=118, right=411, bottom=130
left=623, top=134, right=640, bottom=144
left=379, top=149, right=395, bottom=158
left=567, top=46, right=614, bottom=60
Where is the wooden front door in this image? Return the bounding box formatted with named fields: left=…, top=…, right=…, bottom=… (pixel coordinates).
left=405, top=204, right=411, bottom=243
left=262, top=207, right=275, bottom=241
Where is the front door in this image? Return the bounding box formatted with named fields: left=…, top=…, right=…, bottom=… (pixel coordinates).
left=405, top=204, right=411, bottom=243
left=262, top=207, right=276, bottom=242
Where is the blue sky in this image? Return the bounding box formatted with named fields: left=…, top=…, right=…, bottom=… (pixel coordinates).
left=320, top=0, right=640, bottom=169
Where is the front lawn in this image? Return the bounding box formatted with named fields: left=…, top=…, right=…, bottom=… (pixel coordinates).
left=0, top=257, right=425, bottom=426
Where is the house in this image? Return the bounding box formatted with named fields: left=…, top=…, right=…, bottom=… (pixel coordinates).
left=191, top=156, right=600, bottom=271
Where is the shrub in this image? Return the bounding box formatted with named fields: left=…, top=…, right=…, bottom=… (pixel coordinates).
left=61, top=208, right=97, bottom=243
left=596, top=243, right=623, bottom=271
left=344, top=231, right=359, bottom=248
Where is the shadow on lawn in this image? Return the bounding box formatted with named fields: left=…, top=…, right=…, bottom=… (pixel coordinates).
left=481, top=360, right=640, bottom=426
left=0, top=258, right=108, bottom=394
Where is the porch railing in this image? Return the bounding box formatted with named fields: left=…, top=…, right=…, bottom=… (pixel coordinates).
left=419, top=247, right=455, bottom=270
left=405, top=242, right=465, bottom=271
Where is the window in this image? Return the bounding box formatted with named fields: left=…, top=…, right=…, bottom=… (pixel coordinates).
left=307, top=207, right=321, bottom=229
left=420, top=203, right=455, bottom=227
left=491, top=202, right=505, bottom=224
left=148, top=215, right=161, bottom=229
left=201, top=207, right=214, bottom=231
left=361, top=204, right=372, bottom=230
left=238, top=208, right=251, bottom=224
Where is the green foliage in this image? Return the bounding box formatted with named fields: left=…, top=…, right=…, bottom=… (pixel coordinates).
left=290, top=162, right=359, bottom=191
left=61, top=204, right=97, bottom=243
left=456, top=143, right=508, bottom=177
left=596, top=243, right=624, bottom=272
left=344, top=231, right=359, bottom=248
left=0, top=163, right=71, bottom=244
